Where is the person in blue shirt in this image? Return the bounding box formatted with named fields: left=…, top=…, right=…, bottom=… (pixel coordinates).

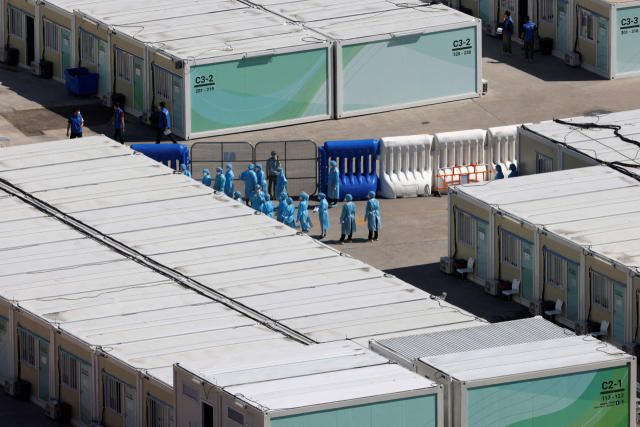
left=155, top=101, right=177, bottom=144
left=316, top=193, right=331, bottom=240
left=276, top=193, right=287, bottom=222
left=327, top=160, right=340, bottom=208
left=180, top=164, right=191, bottom=178
left=508, top=163, right=519, bottom=178
left=495, top=165, right=504, bottom=180
left=261, top=194, right=274, bottom=218
left=365, top=191, right=381, bottom=242
left=501, top=11, right=514, bottom=57
left=255, top=164, right=267, bottom=193
left=297, top=192, right=313, bottom=233
left=67, top=108, right=84, bottom=139
left=106, top=102, right=125, bottom=144
left=239, top=164, right=258, bottom=206
left=521, top=16, right=538, bottom=64
left=283, top=197, right=298, bottom=229
left=339, top=194, right=356, bottom=244
left=234, top=191, right=243, bottom=203
left=250, top=186, right=265, bottom=212
left=224, top=164, right=234, bottom=198
left=202, top=169, right=212, bottom=187
left=213, top=167, right=226, bottom=191
left=275, top=167, right=288, bottom=200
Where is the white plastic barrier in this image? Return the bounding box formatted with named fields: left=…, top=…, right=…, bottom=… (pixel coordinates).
left=433, top=129, right=489, bottom=190
left=379, top=135, right=433, bottom=198
left=487, top=125, right=518, bottom=177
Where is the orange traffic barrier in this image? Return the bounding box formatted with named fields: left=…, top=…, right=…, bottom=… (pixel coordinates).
left=435, top=164, right=492, bottom=191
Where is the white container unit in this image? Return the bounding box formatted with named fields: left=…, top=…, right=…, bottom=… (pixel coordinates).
left=370, top=317, right=578, bottom=427
left=433, top=129, right=489, bottom=191
left=378, top=135, right=433, bottom=199
left=416, top=336, right=635, bottom=427
left=251, top=0, right=482, bottom=118
left=175, top=341, right=444, bottom=427
left=487, top=125, right=518, bottom=176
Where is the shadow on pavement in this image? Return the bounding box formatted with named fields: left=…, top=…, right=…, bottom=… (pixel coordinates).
left=385, top=262, right=532, bottom=323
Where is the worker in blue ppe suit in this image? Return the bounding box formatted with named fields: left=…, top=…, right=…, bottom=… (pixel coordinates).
left=234, top=191, right=243, bottom=203
left=283, top=197, right=298, bottom=229
left=239, top=164, right=258, bottom=206
left=213, top=167, right=226, bottom=192
left=202, top=169, right=212, bottom=187
left=262, top=194, right=274, bottom=218
left=255, top=164, right=267, bottom=193
left=339, top=194, right=356, bottom=245
left=316, top=193, right=331, bottom=240
left=508, top=164, right=518, bottom=178
left=180, top=164, right=191, bottom=178
left=297, top=192, right=313, bottom=233
left=365, top=191, right=381, bottom=242
left=224, top=164, right=234, bottom=197
left=250, top=185, right=265, bottom=212
left=495, top=165, right=504, bottom=180
left=276, top=193, right=287, bottom=223
left=275, top=167, right=288, bottom=200
left=327, top=160, right=340, bottom=208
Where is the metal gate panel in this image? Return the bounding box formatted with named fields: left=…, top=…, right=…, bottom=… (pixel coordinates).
left=255, top=140, right=318, bottom=198
left=190, top=142, right=254, bottom=188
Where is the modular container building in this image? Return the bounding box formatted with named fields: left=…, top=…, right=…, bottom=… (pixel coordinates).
left=175, top=341, right=444, bottom=427
left=454, top=0, right=640, bottom=79
left=418, top=336, right=635, bottom=427
left=233, top=0, right=483, bottom=118
left=447, top=164, right=640, bottom=351
left=517, top=109, right=640, bottom=176
left=0, top=135, right=490, bottom=426
left=370, top=317, right=579, bottom=427
left=0, top=0, right=332, bottom=138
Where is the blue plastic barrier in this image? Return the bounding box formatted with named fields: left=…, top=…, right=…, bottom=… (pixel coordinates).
left=131, top=144, right=190, bottom=171
left=64, top=68, right=99, bottom=96
left=321, top=139, right=379, bottom=201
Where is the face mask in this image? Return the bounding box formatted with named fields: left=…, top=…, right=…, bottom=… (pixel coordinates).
left=217, top=172, right=221, bottom=175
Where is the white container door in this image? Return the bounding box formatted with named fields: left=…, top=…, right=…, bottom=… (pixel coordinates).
left=0, top=317, right=8, bottom=379
left=124, top=384, right=136, bottom=427
left=476, top=221, right=488, bottom=280
left=97, top=40, right=109, bottom=95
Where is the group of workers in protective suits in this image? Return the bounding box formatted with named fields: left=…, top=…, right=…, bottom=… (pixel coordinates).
left=178, top=158, right=381, bottom=243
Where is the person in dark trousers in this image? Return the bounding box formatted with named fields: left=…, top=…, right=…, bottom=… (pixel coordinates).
left=107, top=102, right=125, bottom=144
left=521, top=16, right=538, bottom=64
left=156, top=101, right=177, bottom=143
left=67, top=108, right=84, bottom=139
left=266, top=151, right=280, bottom=198
left=501, top=11, right=514, bottom=57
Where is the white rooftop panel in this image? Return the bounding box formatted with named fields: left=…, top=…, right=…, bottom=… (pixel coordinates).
left=371, top=317, right=572, bottom=368
left=182, top=341, right=438, bottom=412
left=250, top=0, right=476, bottom=41
left=419, top=336, right=631, bottom=382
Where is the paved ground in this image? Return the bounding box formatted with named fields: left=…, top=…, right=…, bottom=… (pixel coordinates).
left=1, top=30, right=639, bottom=425
left=2, top=33, right=640, bottom=147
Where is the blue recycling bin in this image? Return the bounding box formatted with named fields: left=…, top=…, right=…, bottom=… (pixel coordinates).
left=131, top=144, right=190, bottom=171
left=321, top=139, right=379, bottom=201
left=64, top=68, right=99, bottom=96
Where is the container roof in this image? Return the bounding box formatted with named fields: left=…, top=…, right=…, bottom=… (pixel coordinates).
left=370, top=317, right=573, bottom=368
left=47, top=0, right=329, bottom=60
left=454, top=165, right=640, bottom=271
left=522, top=110, right=640, bottom=174
left=246, top=0, right=478, bottom=41
left=0, top=136, right=486, bottom=380
left=418, top=336, right=632, bottom=383
left=180, top=341, right=439, bottom=413
left=0, top=191, right=301, bottom=385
